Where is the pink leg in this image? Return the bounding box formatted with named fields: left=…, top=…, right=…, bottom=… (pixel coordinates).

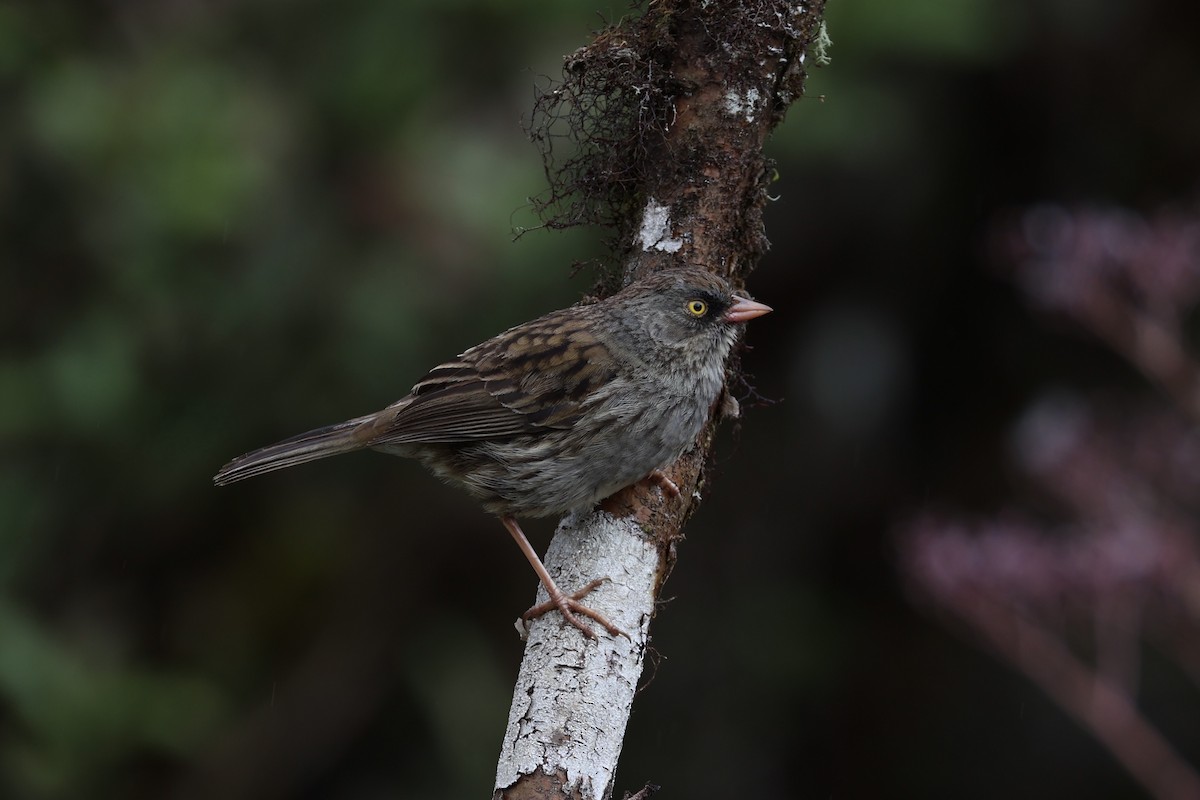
left=501, top=515, right=627, bottom=639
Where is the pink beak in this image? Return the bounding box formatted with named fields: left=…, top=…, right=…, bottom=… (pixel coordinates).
left=724, top=296, right=773, bottom=323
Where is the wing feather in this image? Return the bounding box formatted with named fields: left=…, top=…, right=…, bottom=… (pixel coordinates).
left=364, top=309, right=615, bottom=446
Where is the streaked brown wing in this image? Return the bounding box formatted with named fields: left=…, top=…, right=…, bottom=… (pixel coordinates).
left=364, top=309, right=617, bottom=446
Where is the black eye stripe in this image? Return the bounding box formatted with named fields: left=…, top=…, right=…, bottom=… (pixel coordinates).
left=684, top=291, right=728, bottom=318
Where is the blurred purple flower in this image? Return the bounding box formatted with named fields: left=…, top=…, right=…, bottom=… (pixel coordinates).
left=1001, top=203, right=1200, bottom=326
left=899, top=199, right=1200, bottom=799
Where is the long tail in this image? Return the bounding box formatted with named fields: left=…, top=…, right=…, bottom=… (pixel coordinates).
left=213, top=414, right=376, bottom=485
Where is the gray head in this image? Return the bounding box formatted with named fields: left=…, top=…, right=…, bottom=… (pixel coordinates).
left=602, top=268, right=773, bottom=377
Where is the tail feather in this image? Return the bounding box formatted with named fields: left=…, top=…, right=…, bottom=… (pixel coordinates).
left=213, top=415, right=376, bottom=485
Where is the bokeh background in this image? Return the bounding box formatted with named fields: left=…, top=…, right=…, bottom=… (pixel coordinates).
left=3, top=1, right=1200, bottom=798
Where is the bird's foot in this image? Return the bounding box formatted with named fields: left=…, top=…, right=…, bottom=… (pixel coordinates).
left=521, top=578, right=628, bottom=640
left=645, top=469, right=680, bottom=499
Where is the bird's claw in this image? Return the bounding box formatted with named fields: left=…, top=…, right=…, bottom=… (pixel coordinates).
left=521, top=577, right=628, bottom=640
left=646, top=469, right=680, bottom=499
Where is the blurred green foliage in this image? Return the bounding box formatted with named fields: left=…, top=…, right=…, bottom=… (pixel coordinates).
left=0, top=600, right=227, bottom=796
left=2, top=3, right=600, bottom=797
left=3, top=0, right=1199, bottom=798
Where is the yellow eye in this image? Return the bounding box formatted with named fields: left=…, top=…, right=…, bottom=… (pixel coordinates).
left=686, top=299, right=708, bottom=317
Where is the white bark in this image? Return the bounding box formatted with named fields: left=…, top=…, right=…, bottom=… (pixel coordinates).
left=493, top=509, right=658, bottom=800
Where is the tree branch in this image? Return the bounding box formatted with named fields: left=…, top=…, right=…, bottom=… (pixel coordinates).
left=494, top=3, right=826, bottom=797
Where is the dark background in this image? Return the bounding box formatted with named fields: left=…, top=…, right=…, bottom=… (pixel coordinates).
left=3, top=1, right=1198, bottom=798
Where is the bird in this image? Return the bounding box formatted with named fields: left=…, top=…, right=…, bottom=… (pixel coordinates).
left=214, top=267, right=771, bottom=638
